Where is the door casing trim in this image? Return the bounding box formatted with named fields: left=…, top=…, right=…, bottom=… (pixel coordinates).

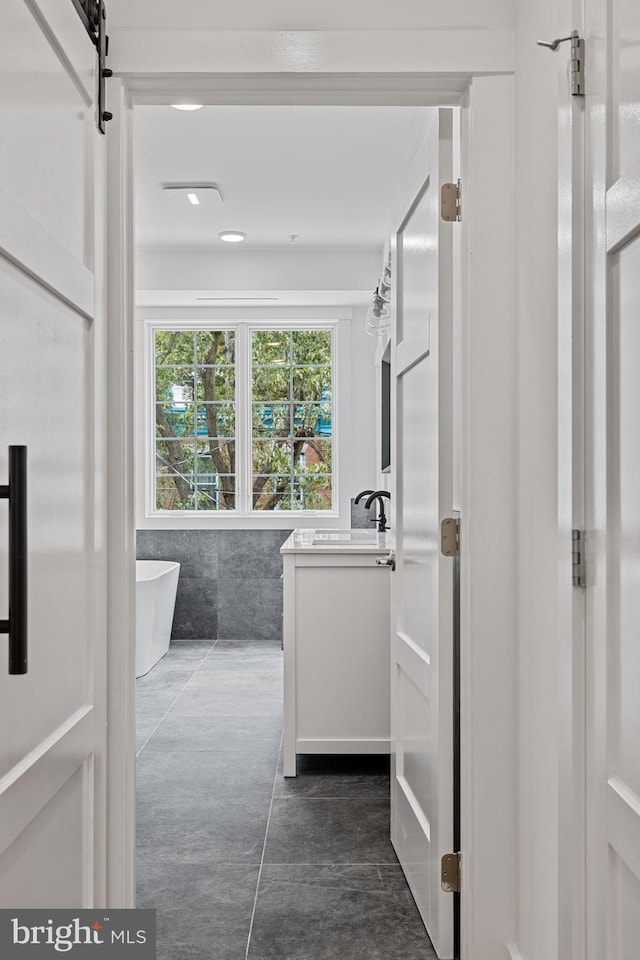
left=105, top=71, right=518, bottom=960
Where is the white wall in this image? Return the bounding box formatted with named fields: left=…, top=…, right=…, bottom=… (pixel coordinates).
left=136, top=246, right=381, bottom=293
left=109, top=0, right=514, bottom=32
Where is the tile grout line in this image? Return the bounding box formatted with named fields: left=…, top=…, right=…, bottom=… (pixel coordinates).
left=135, top=641, right=220, bottom=758
left=245, top=730, right=284, bottom=960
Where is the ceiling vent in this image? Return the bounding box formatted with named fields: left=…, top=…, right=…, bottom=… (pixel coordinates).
left=161, top=182, right=224, bottom=207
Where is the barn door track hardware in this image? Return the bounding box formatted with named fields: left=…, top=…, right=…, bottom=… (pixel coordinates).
left=70, top=0, right=112, bottom=132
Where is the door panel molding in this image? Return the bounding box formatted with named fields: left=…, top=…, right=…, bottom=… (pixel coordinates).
left=0, top=707, right=93, bottom=856
left=0, top=186, right=94, bottom=317
left=24, top=0, right=95, bottom=104
left=606, top=169, right=640, bottom=253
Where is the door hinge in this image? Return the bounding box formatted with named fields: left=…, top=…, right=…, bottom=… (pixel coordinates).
left=441, top=180, right=461, bottom=222
left=570, top=33, right=585, bottom=96
left=441, top=852, right=461, bottom=893
left=537, top=30, right=584, bottom=97
left=441, top=517, right=460, bottom=558
left=572, top=529, right=586, bottom=587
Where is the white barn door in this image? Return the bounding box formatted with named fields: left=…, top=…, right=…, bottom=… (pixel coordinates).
left=585, top=0, right=640, bottom=955
left=0, top=1, right=108, bottom=904
left=390, top=108, right=455, bottom=958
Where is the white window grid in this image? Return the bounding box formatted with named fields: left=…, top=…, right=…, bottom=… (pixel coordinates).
left=145, top=319, right=339, bottom=518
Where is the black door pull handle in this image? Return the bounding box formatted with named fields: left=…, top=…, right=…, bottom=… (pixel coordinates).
left=0, top=446, right=28, bottom=674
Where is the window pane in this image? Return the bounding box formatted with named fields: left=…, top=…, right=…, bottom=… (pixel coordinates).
left=195, top=475, right=236, bottom=511
left=293, top=476, right=333, bottom=511
left=293, top=366, right=332, bottom=401
left=195, top=367, right=236, bottom=401
left=196, top=402, right=236, bottom=438
left=252, top=366, right=290, bottom=401
left=293, top=402, right=332, bottom=437
left=196, top=330, right=236, bottom=365
left=252, top=402, right=292, bottom=437
left=294, top=439, right=332, bottom=474
left=155, top=475, right=196, bottom=511
left=250, top=328, right=334, bottom=512
left=154, top=328, right=236, bottom=512
left=157, top=439, right=196, bottom=474
left=155, top=366, right=194, bottom=403
left=197, top=439, right=236, bottom=475
left=292, top=329, right=332, bottom=365
left=252, top=476, right=293, bottom=511
left=155, top=331, right=195, bottom=364
left=252, top=439, right=292, bottom=475
left=252, top=330, right=290, bottom=365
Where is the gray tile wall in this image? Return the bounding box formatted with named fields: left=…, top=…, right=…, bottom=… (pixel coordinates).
left=136, top=530, right=292, bottom=641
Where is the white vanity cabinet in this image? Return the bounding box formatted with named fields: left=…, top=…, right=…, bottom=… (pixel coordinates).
left=281, top=530, right=391, bottom=776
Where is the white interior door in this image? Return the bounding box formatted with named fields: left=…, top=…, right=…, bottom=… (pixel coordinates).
left=390, top=108, right=455, bottom=958
left=585, top=0, right=640, bottom=955
left=0, top=0, right=107, bottom=904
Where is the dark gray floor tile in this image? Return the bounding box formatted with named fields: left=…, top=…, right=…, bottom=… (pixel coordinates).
left=172, top=579, right=217, bottom=640
left=274, top=754, right=390, bottom=800
left=247, top=864, right=436, bottom=960
left=136, top=688, right=178, bottom=717
left=155, top=915, right=250, bottom=960
left=137, top=716, right=163, bottom=740
left=148, top=715, right=283, bottom=752
left=195, top=655, right=281, bottom=675
left=217, top=581, right=283, bottom=643
left=217, top=529, right=290, bottom=580
left=263, top=799, right=397, bottom=864
left=136, top=796, right=268, bottom=865
left=187, top=667, right=282, bottom=698
left=214, top=639, right=282, bottom=654
left=169, top=689, right=283, bottom=718
left=136, top=717, right=163, bottom=754
left=136, top=666, right=195, bottom=692
left=137, top=861, right=259, bottom=913
left=137, top=530, right=218, bottom=580
left=137, top=749, right=277, bottom=801
left=168, top=639, right=216, bottom=656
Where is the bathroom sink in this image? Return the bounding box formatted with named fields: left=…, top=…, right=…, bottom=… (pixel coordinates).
left=311, top=529, right=378, bottom=544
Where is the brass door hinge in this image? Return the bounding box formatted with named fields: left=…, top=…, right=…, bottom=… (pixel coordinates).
left=441, top=517, right=460, bottom=558
left=441, top=180, right=461, bottom=222
left=441, top=852, right=461, bottom=893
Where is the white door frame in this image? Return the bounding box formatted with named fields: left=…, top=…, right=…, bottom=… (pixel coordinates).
left=105, top=71, right=518, bottom=960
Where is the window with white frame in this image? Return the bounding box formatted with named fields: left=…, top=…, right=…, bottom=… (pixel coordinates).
left=150, top=323, right=335, bottom=515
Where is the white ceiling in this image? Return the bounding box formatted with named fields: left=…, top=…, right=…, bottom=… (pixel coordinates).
left=134, top=105, right=432, bottom=250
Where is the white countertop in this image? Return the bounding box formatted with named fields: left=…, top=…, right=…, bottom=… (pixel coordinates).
left=281, top=528, right=390, bottom=555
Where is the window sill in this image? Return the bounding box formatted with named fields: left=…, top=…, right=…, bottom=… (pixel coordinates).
left=139, top=510, right=341, bottom=531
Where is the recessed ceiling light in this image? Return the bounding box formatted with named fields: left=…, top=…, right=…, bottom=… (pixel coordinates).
left=187, top=193, right=200, bottom=205
left=218, top=231, right=246, bottom=243
left=171, top=104, right=203, bottom=111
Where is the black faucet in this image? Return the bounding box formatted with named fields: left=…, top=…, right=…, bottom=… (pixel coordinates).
left=354, top=489, right=374, bottom=505
left=364, top=490, right=391, bottom=533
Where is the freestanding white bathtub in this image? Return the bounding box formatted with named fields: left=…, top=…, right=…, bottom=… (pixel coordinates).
left=136, top=560, right=180, bottom=678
